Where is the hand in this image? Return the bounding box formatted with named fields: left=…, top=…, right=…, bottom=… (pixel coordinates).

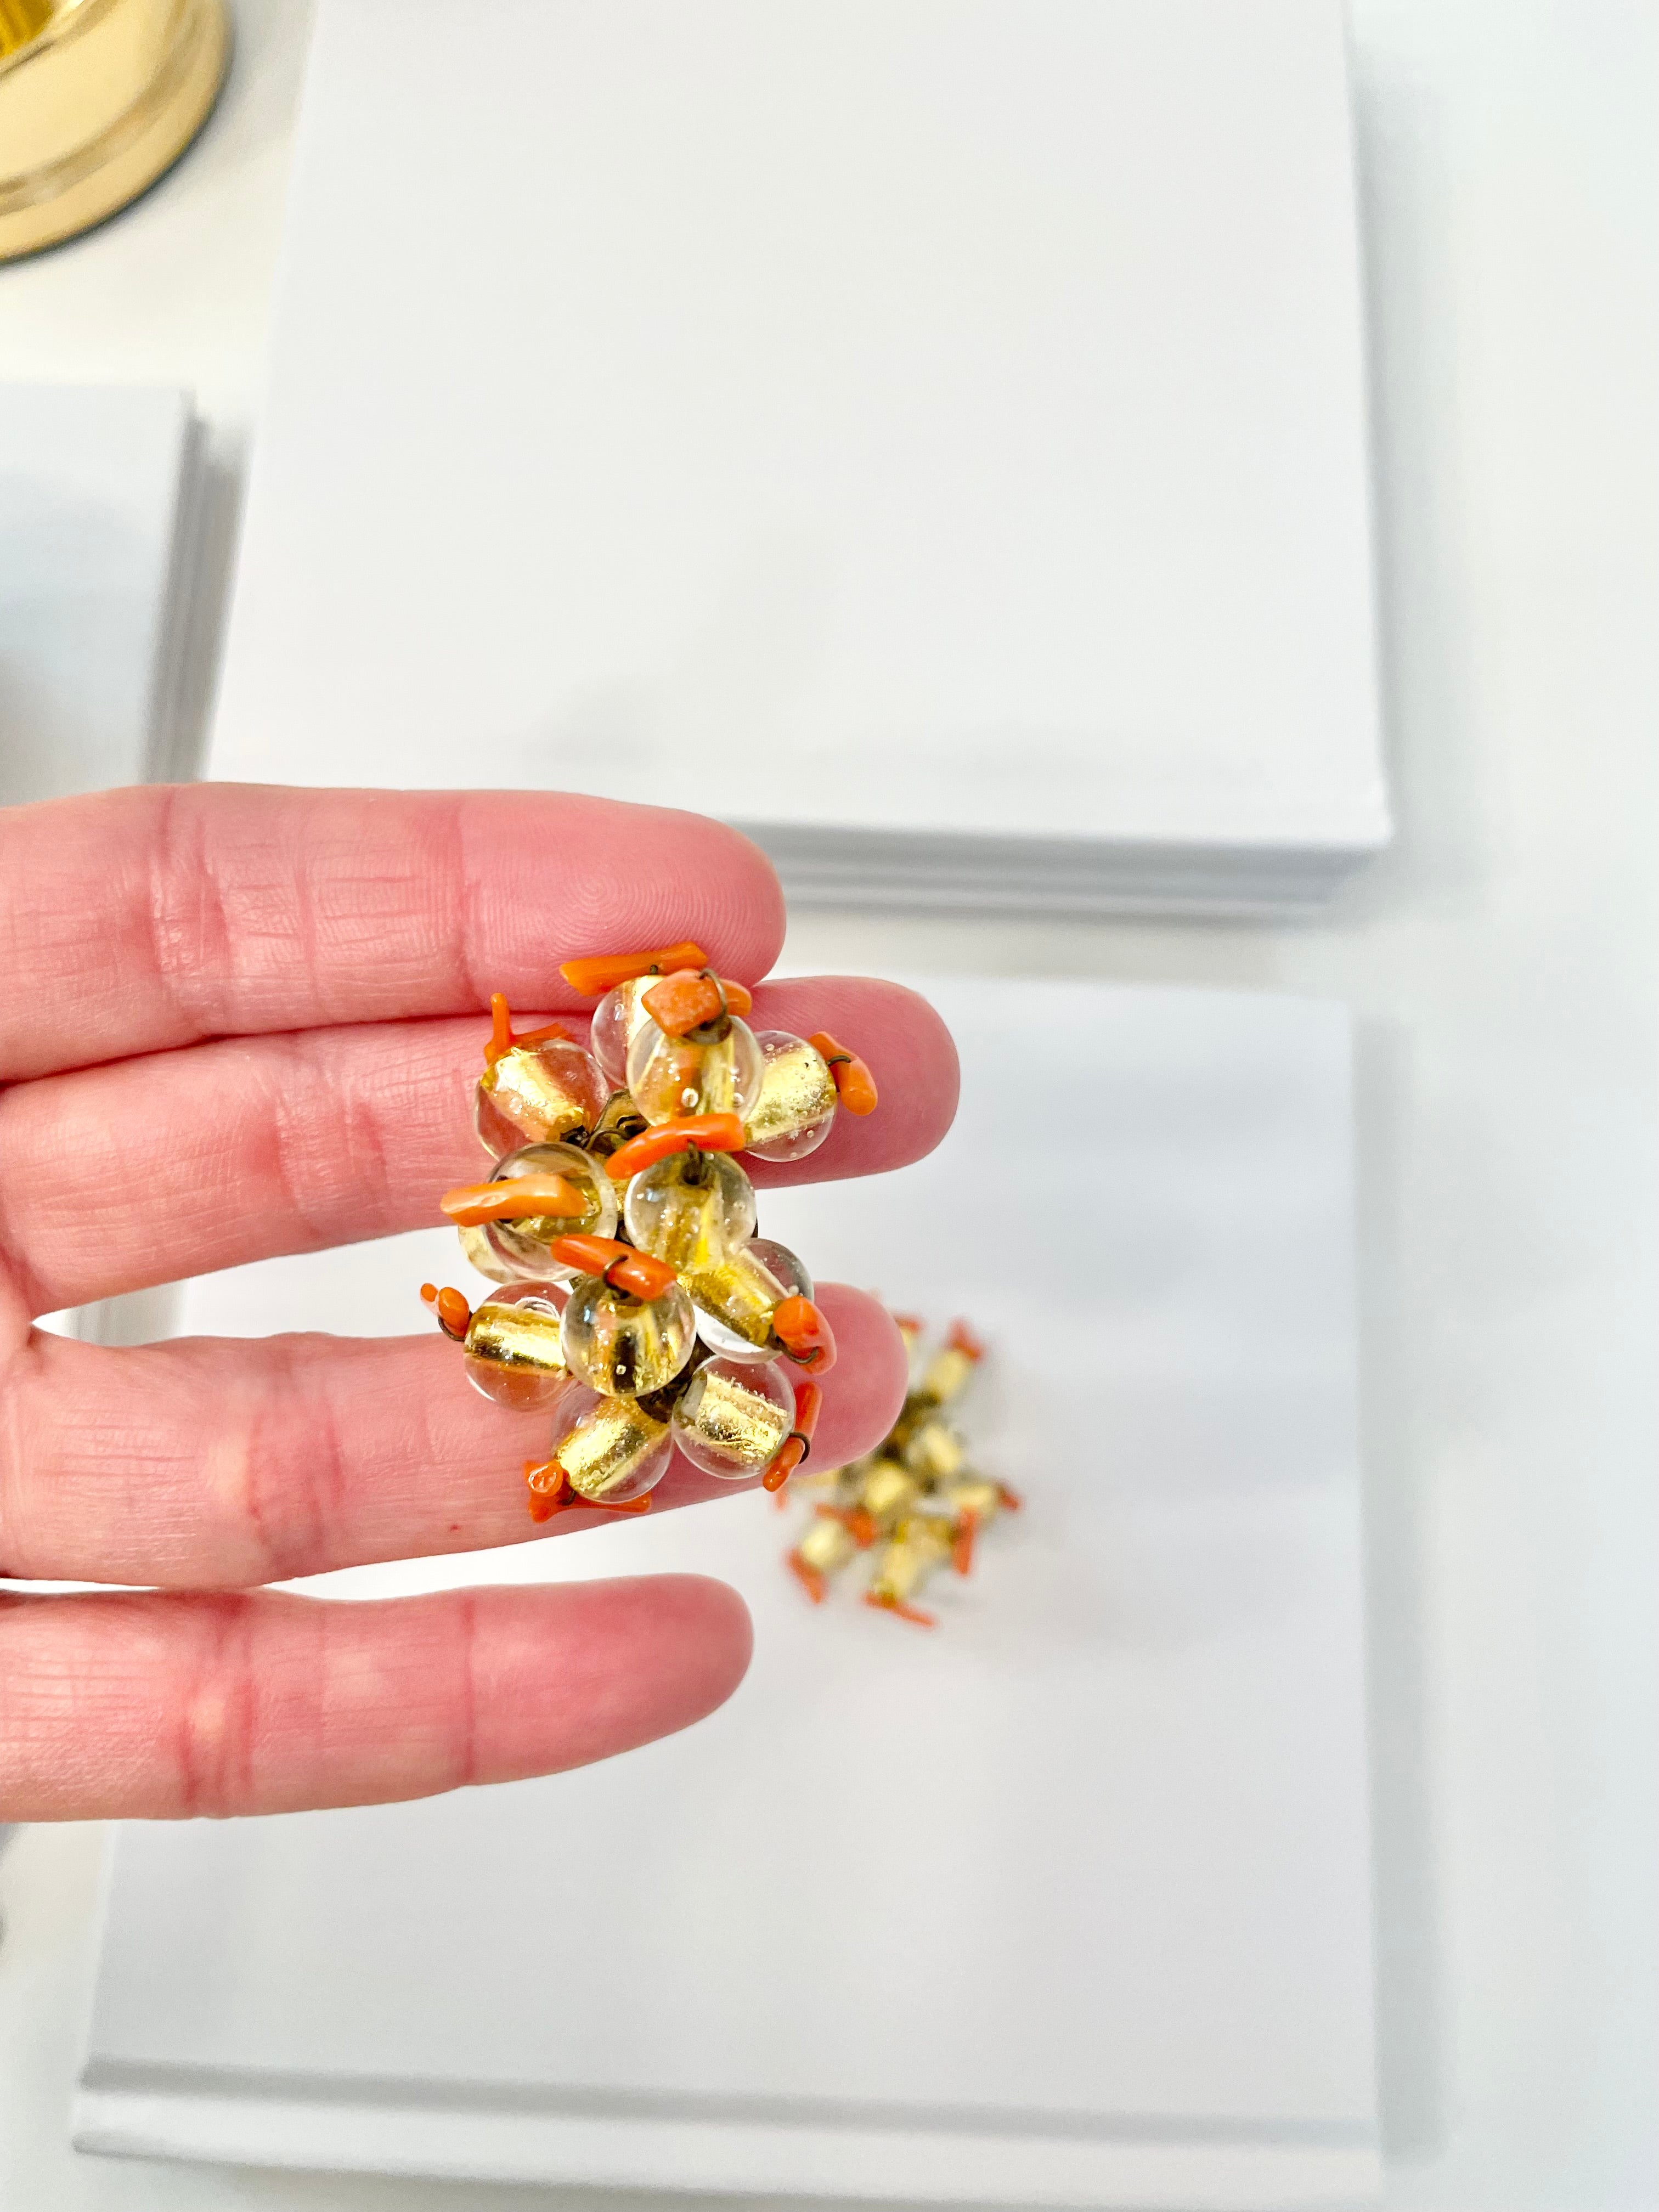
left=0, top=788, right=956, bottom=1821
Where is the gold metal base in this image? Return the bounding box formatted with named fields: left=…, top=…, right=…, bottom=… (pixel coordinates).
left=0, top=0, right=229, bottom=264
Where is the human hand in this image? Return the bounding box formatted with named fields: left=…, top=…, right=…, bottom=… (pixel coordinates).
left=0, top=788, right=956, bottom=1820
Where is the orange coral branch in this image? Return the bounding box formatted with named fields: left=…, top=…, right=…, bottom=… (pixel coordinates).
left=421, top=1283, right=472, bottom=1340
left=952, top=1509, right=980, bottom=1577
left=773, top=1294, right=837, bottom=1375
left=558, top=943, right=710, bottom=997
left=760, top=1376, right=826, bottom=1493
left=640, top=970, right=754, bottom=1036
left=483, top=992, right=573, bottom=1068
left=603, top=1113, right=747, bottom=1182
left=809, top=1031, right=877, bottom=1115
left=549, top=1235, right=679, bottom=1301
left=440, top=1173, right=586, bottom=1226
left=761, top=1439, right=806, bottom=1493
left=786, top=1551, right=828, bottom=1604
left=864, top=1591, right=936, bottom=1628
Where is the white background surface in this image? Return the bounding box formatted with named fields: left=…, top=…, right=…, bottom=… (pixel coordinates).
left=77, top=984, right=1379, bottom=2208
left=0, top=3, right=1653, bottom=2210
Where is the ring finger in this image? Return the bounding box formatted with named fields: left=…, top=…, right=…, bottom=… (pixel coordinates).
left=0, top=1284, right=907, bottom=1588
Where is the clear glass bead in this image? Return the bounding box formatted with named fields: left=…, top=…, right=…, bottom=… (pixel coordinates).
left=902, top=1414, right=967, bottom=1483
left=742, top=1030, right=837, bottom=1163
left=690, top=1237, right=812, bottom=1362
left=867, top=1515, right=953, bottom=1608
left=541, top=1384, right=673, bottom=1503
left=748, top=1236, right=813, bottom=1302
left=560, top=1274, right=697, bottom=1396
left=589, top=979, right=653, bottom=1091
left=462, top=1283, right=571, bottom=1411
left=796, top=1513, right=857, bottom=1576
left=623, top=1148, right=756, bottom=1273
left=481, top=1141, right=618, bottom=1281
left=672, top=1356, right=795, bottom=1479
left=475, top=1037, right=607, bottom=1156
left=625, top=1014, right=764, bottom=1126
left=686, top=1243, right=789, bottom=1363
left=457, top=1220, right=517, bottom=1285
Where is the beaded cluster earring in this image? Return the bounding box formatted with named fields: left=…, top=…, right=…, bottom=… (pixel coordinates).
left=420, top=943, right=876, bottom=1522
left=783, top=1317, right=1021, bottom=1627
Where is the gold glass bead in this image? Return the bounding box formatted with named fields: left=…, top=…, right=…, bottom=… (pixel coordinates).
left=858, top=1456, right=923, bottom=1532
left=672, top=1356, right=794, bottom=1479
left=798, top=1513, right=858, bottom=1577
left=476, top=1037, right=607, bottom=1155
left=903, top=1415, right=967, bottom=1484
left=920, top=1342, right=978, bottom=1408
left=867, top=1515, right=954, bottom=1607
left=623, top=1147, right=756, bottom=1273
left=479, top=1141, right=618, bottom=1280
left=743, top=1030, right=838, bottom=1163
left=939, top=1472, right=1008, bottom=1525
left=684, top=1243, right=789, bottom=1361
left=560, top=1274, right=697, bottom=1396
left=626, top=1014, right=764, bottom=1126
left=462, top=1285, right=569, bottom=1411
left=541, top=1385, right=673, bottom=1503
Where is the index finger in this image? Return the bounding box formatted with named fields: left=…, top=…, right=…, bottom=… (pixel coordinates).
left=0, top=785, right=787, bottom=1081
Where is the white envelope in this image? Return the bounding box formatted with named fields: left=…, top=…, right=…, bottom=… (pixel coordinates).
left=208, top=0, right=1387, bottom=914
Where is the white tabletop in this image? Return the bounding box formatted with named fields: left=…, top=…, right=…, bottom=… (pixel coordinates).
left=1, top=4, right=1653, bottom=2210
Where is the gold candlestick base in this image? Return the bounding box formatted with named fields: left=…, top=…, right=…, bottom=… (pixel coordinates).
left=0, top=0, right=229, bottom=265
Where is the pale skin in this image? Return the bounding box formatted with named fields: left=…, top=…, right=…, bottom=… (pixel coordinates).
left=0, top=786, right=959, bottom=1821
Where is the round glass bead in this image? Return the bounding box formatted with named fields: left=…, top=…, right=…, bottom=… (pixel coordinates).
left=749, top=1236, right=813, bottom=1301
left=475, top=1037, right=607, bottom=1156
left=481, top=1141, right=618, bottom=1281
left=623, top=1148, right=756, bottom=1273
left=458, top=1220, right=518, bottom=1285
left=742, top=1030, right=837, bottom=1163
left=796, top=1512, right=857, bottom=1577
left=672, top=1356, right=795, bottom=1480
left=589, top=979, right=653, bottom=1092
left=903, top=1415, right=967, bottom=1482
left=689, top=1238, right=808, bottom=1363
left=462, top=1282, right=571, bottom=1411
left=540, top=1384, right=673, bottom=1503
left=625, top=1014, right=764, bottom=1126
left=560, top=1274, right=697, bottom=1396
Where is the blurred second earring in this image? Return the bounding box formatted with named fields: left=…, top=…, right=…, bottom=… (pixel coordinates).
left=785, top=1316, right=1022, bottom=1628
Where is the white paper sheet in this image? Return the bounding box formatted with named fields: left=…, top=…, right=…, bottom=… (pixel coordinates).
left=79, top=980, right=1380, bottom=2205
left=208, top=0, right=1387, bottom=912
left=0, top=383, right=198, bottom=804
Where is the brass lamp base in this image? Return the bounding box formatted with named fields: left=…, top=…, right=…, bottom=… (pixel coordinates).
left=0, top=0, right=230, bottom=264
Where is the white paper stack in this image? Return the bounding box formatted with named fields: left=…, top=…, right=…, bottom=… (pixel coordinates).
left=78, top=980, right=1381, bottom=2208
left=208, top=0, right=1389, bottom=915
left=0, top=383, right=201, bottom=805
